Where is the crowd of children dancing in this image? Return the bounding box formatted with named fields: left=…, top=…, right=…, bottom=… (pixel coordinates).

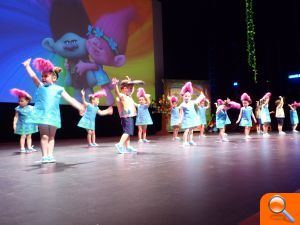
left=10, top=57, right=300, bottom=163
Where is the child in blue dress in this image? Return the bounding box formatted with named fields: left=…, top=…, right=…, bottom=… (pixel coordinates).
left=78, top=89, right=113, bottom=147
left=216, top=99, right=240, bottom=141
left=11, top=88, right=38, bottom=153
left=22, top=58, right=84, bottom=163
left=197, top=96, right=210, bottom=138
left=236, top=93, right=257, bottom=139
left=169, top=96, right=180, bottom=141
left=289, top=102, right=300, bottom=132
left=179, top=82, right=205, bottom=147
left=135, top=88, right=153, bottom=143
left=260, top=92, right=272, bottom=137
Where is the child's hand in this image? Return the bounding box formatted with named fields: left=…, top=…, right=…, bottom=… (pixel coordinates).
left=81, top=89, right=85, bottom=96
left=111, top=78, right=119, bottom=86
left=236, top=120, right=239, bottom=124
left=22, top=58, right=31, bottom=67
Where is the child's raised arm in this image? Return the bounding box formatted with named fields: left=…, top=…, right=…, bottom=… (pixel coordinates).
left=97, top=106, right=113, bottom=116
left=61, top=90, right=84, bottom=114
left=81, top=89, right=89, bottom=107
left=22, top=58, right=42, bottom=87
left=112, top=78, right=121, bottom=98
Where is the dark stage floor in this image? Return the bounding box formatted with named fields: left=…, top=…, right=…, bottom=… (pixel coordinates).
left=1, top=133, right=300, bottom=225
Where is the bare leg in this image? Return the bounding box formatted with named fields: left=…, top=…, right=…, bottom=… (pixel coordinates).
left=142, top=125, right=147, bottom=140
left=92, top=131, right=96, bottom=143
left=200, top=125, right=205, bottom=136
left=20, top=135, right=26, bottom=149
left=183, top=129, right=190, bottom=143
left=125, top=136, right=130, bottom=148
left=48, top=126, right=57, bottom=156
left=87, top=130, right=92, bottom=145
left=189, top=129, right=194, bottom=142
left=26, top=134, right=32, bottom=149
left=278, top=124, right=283, bottom=132
left=119, top=133, right=129, bottom=146
left=39, top=125, right=49, bottom=157
left=219, top=128, right=225, bottom=140
left=138, top=126, right=143, bottom=140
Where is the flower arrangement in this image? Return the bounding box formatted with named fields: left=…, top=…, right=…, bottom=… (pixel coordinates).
left=152, top=94, right=171, bottom=114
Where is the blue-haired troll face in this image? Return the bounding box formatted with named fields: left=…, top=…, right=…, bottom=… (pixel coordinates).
left=42, top=32, right=87, bottom=59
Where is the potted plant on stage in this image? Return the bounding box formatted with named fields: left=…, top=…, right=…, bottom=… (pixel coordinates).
left=152, top=94, right=171, bottom=135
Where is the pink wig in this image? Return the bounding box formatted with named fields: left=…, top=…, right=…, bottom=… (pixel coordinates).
left=228, top=101, right=241, bottom=109
left=10, top=88, right=32, bottom=100
left=291, top=101, right=300, bottom=108
left=170, top=96, right=178, bottom=104
left=32, top=58, right=54, bottom=74
left=240, top=93, right=251, bottom=102
left=89, top=89, right=107, bottom=99
left=93, top=7, right=136, bottom=54
left=262, top=92, right=272, bottom=100
left=216, top=99, right=224, bottom=105
left=137, top=88, right=146, bottom=98
left=180, top=82, right=193, bottom=96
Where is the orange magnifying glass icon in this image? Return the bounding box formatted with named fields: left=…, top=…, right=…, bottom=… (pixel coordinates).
left=268, top=195, right=295, bottom=223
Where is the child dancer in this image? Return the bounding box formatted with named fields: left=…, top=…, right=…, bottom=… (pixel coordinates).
left=289, top=102, right=300, bottom=132
left=216, top=99, right=240, bottom=141
left=135, top=88, right=153, bottom=143
left=255, top=100, right=262, bottom=134
left=169, top=96, right=180, bottom=141
left=197, top=95, right=210, bottom=138
left=22, top=58, right=84, bottom=163
left=113, top=76, right=137, bottom=153
left=179, top=82, right=204, bottom=147
left=275, top=96, right=286, bottom=135
left=78, top=89, right=113, bottom=147
left=260, top=92, right=272, bottom=137
left=236, top=93, right=257, bottom=139
left=11, top=88, right=38, bottom=153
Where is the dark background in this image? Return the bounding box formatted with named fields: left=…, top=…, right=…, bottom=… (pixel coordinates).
left=1, top=0, right=300, bottom=142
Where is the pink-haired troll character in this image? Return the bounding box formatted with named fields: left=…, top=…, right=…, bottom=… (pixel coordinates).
left=78, top=89, right=113, bottom=147
left=22, top=58, right=84, bottom=163
left=259, top=92, right=272, bottom=137
left=10, top=88, right=38, bottom=153
left=275, top=96, right=286, bottom=135
left=197, top=93, right=210, bottom=138
left=236, top=93, right=257, bottom=139
left=289, top=101, right=300, bottom=132
left=168, top=95, right=181, bottom=141
left=179, top=82, right=205, bottom=147
left=135, top=87, right=153, bottom=143
left=80, top=7, right=137, bottom=106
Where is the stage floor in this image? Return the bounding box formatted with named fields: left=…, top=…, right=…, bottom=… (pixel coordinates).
left=1, top=133, right=300, bottom=225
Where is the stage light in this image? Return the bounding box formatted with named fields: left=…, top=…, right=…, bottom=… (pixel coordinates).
left=288, top=74, right=300, bottom=79
left=233, top=82, right=239, bottom=86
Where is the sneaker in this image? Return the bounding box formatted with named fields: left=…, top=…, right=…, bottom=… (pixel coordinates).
left=182, top=142, right=190, bottom=147
left=199, top=135, right=207, bottom=138
left=27, top=146, right=38, bottom=152
left=222, top=138, right=229, bottom=142
left=175, top=137, right=181, bottom=141
left=41, top=156, right=49, bottom=164
left=92, top=143, right=99, bottom=146
left=138, top=139, right=144, bottom=143
left=115, top=143, right=124, bottom=154
left=224, top=133, right=228, bottom=136
left=293, top=130, right=299, bottom=133
left=88, top=143, right=95, bottom=147
left=126, top=146, right=137, bottom=153
left=47, top=155, right=56, bottom=163
left=279, top=131, right=286, bottom=135
left=19, top=148, right=26, bottom=153
left=189, top=140, right=196, bottom=146
left=244, top=135, right=252, bottom=139
left=262, top=133, right=270, bottom=137
left=143, top=139, right=150, bottom=143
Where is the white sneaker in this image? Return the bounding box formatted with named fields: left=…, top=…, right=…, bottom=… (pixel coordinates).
left=244, top=135, right=252, bottom=139
left=138, top=139, right=144, bottom=143
left=47, top=155, right=56, bottom=163
left=293, top=130, right=299, bottom=133
left=92, top=143, right=99, bottom=146
left=222, top=138, right=229, bottom=142
left=279, top=131, right=286, bottom=135
left=174, top=137, right=181, bottom=141
left=199, top=135, right=207, bottom=138
left=189, top=140, right=196, bottom=146
left=143, top=139, right=150, bottom=143
left=19, top=148, right=26, bottom=153
left=182, top=142, right=190, bottom=147
left=263, top=133, right=270, bottom=137
left=224, top=133, right=228, bottom=136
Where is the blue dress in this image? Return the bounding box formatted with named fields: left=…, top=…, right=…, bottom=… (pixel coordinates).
left=290, top=110, right=299, bottom=125
left=77, top=103, right=99, bottom=130
left=216, top=107, right=231, bottom=129
left=179, top=101, right=200, bottom=129
left=135, top=104, right=153, bottom=126
left=15, top=105, right=38, bottom=135
left=28, top=83, right=65, bottom=128
left=260, top=104, right=271, bottom=124
left=198, top=106, right=207, bottom=125
left=239, top=106, right=253, bottom=127
left=170, top=107, right=180, bottom=127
